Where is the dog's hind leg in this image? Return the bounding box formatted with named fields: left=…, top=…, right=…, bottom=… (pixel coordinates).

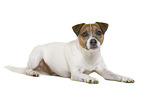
left=25, top=68, right=40, bottom=77
left=25, top=46, right=57, bottom=77
left=25, top=46, right=43, bottom=77
left=26, top=59, right=57, bottom=77
left=25, top=58, right=41, bottom=77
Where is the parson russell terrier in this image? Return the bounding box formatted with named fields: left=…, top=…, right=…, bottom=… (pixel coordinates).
left=6, top=22, right=135, bottom=84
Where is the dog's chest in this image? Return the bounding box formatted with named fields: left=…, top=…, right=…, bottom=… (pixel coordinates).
left=81, top=59, right=99, bottom=74
left=79, top=63, right=96, bottom=75
left=80, top=55, right=101, bottom=74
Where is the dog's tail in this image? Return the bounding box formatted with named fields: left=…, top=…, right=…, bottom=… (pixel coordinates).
left=5, top=66, right=26, bottom=74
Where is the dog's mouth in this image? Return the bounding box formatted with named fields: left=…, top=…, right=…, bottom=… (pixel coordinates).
left=85, top=43, right=98, bottom=50
left=86, top=46, right=98, bottom=50
left=85, top=41, right=100, bottom=50
left=85, top=36, right=101, bottom=50
left=90, top=46, right=98, bottom=49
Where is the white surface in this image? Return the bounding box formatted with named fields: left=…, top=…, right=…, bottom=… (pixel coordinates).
left=0, top=0, right=144, bottom=96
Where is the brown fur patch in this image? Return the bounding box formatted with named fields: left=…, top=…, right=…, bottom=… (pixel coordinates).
left=78, top=24, right=90, bottom=48
left=34, top=59, right=57, bottom=76
left=92, top=23, right=104, bottom=45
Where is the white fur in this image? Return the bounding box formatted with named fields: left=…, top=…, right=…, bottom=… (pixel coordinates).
left=6, top=39, right=134, bottom=84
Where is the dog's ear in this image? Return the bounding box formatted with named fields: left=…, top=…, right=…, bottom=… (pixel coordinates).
left=72, top=23, right=85, bottom=36
left=96, top=22, right=108, bottom=34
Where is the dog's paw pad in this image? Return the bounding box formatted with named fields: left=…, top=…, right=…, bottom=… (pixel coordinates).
left=122, top=77, right=135, bottom=83
left=89, top=79, right=99, bottom=84
left=124, top=80, right=135, bottom=83
left=31, top=71, right=40, bottom=77
left=81, top=78, right=99, bottom=84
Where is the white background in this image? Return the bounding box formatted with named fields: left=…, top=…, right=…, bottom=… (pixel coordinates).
left=0, top=0, right=144, bottom=96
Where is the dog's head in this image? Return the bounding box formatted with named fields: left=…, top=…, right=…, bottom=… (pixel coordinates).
left=72, top=22, right=108, bottom=50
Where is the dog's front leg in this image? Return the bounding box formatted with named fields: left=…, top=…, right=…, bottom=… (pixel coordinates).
left=71, top=69, right=99, bottom=84
left=96, top=68, right=135, bottom=83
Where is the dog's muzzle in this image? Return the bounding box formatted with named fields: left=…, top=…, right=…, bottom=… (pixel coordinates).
left=85, top=37, right=101, bottom=50
left=90, top=39, right=97, bottom=46
left=89, top=39, right=98, bottom=49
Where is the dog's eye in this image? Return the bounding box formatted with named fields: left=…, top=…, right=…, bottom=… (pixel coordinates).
left=81, top=31, right=89, bottom=37
left=95, top=29, right=102, bottom=35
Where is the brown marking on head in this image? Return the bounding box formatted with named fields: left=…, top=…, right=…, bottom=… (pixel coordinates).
left=72, top=23, right=85, bottom=36
left=96, top=22, right=108, bottom=34
left=92, top=23, right=104, bottom=45
left=78, top=24, right=90, bottom=48
left=72, top=22, right=108, bottom=50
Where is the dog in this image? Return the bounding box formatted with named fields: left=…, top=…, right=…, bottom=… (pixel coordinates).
left=6, top=22, right=135, bottom=84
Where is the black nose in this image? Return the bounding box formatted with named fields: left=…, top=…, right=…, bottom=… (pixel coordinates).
left=90, top=39, right=97, bottom=46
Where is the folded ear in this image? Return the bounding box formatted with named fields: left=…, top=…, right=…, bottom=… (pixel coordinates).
left=96, top=22, right=108, bottom=34
left=72, top=23, right=85, bottom=36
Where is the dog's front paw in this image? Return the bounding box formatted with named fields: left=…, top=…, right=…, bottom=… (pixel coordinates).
left=79, top=76, right=99, bottom=84
left=121, top=76, right=135, bottom=83
left=81, top=77, right=99, bottom=84
left=71, top=75, right=99, bottom=84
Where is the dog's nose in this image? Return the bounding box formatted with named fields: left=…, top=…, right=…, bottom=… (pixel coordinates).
left=90, top=39, right=97, bottom=46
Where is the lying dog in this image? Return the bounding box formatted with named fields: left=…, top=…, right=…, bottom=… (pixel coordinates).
left=6, top=22, right=135, bottom=84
